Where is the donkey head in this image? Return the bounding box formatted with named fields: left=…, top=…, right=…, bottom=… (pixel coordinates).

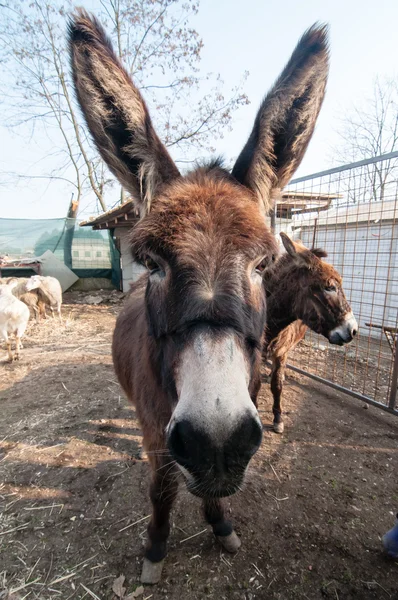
left=280, top=233, right=358, bottom=344
left=69, top=13, right=329, bottom=498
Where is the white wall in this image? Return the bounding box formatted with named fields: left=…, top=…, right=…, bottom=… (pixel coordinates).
left=116, top=227, right=146, bottom=292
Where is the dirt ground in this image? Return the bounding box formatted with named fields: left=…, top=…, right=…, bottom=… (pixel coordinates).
left=1, top=293, right=397, bottom=600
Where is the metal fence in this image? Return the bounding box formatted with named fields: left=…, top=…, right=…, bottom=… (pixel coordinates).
left=275, top=152, right=398, bottom=415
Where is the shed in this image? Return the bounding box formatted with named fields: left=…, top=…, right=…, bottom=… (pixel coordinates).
left=292, top=200, right=398, bottom=332
left=80, top=192, right=339, bottom=292
left=80, top=201, right=142, bottom=291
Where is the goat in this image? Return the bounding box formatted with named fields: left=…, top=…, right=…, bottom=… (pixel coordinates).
left=25, top=275, right=62, bottom=321
left=263, top=233, right=358, bottom=433
left=4, top=277, right=46, bottom=323
left=0, top=283, right=30, bottom=361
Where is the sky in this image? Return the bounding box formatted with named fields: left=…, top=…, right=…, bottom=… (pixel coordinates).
left=1, top=0, right=398, bottom=220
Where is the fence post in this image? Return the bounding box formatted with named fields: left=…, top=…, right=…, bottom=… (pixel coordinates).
left=388, top=344, right=398, bottom=410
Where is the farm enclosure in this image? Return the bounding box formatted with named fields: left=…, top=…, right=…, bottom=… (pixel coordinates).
left=0, top=295, right=397, bottom=600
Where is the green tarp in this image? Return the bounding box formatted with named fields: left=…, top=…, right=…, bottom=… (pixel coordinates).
left=0, top=217, right=120, bottom=288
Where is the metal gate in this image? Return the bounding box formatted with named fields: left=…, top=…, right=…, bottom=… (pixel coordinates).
left=274, top=152, right=398, bottom=415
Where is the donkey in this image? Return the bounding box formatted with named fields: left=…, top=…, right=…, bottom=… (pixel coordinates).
left=69, top=11, right=329, bottom=583
left=263, top=233, right=358, bottom=433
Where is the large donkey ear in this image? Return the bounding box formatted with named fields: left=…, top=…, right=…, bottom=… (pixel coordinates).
left=68, top=10, right=180, bottom=216
left=232, top=24, right=329, bottom=215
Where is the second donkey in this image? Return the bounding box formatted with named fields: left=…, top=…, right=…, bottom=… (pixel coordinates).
left=263, top=233, right=358, bottom=433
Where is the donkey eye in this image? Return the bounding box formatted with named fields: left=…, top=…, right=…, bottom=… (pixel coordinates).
left=254, top=257, right=270, bottom=276
left=144, top=255, right=160, bottom=273
left=325, top=284, right=337, bottom=293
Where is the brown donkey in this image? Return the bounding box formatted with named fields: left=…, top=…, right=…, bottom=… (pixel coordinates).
left=264, top=233, right=358, bottom=433
left=69, top=12, right=329, bottom=583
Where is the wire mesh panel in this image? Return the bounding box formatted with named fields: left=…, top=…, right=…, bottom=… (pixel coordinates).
left=275, top=152, right=398, bottom=414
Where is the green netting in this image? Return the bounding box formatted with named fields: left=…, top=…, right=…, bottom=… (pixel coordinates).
left=0, top=217, right=120, bottom=287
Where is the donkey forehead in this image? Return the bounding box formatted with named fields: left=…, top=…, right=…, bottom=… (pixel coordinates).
left=317, top=262, right=342, bottom=284
left=134, top=177, right=275, bottom=259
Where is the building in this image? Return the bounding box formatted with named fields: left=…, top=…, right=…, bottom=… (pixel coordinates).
left=70, top=236, right=111, bottom=269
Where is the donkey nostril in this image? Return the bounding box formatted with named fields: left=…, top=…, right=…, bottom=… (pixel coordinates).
left=352, top=328, right=358, bottom=337
left=226, top=414, right=263, bottom=460
left=168, top=422, right=185, bottom=459
left=167, top=420, right=196, bottom=467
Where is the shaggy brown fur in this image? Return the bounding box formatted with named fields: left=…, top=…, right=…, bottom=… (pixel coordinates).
left=263, top=234, right=356, bottom=433
left=69, top=11, right=329, bottom=583
left=68, top=11, right=180, bottom=217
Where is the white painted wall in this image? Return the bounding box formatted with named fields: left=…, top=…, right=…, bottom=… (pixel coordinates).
left=116, top=227, right=146, bottom=292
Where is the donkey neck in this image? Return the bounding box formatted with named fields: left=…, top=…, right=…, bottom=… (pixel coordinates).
left=266, top=294, right=297, bottom=341
left=263, top=259, right=301, bottom=341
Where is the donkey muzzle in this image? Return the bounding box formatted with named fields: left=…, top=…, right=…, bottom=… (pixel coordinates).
left=167, top=414, right=262, bottom=497
left=170, top=329, right=263, bottom=496
left=329, top=312, right=358, bottom=345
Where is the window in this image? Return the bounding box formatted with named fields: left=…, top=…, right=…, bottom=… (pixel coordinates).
left=85, top=251, right=91, bottom=258
left=73, top=250, right=79, bottom=258
left=96, top=251, right=102, bottom=257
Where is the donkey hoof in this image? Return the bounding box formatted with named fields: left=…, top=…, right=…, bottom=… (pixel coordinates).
left=141, top=558, right=164, bottom=584
left=273, top=421, right=284, bottom=434
left=216, top=531, right=241, bottom=553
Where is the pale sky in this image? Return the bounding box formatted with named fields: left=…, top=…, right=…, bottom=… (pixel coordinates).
left=1, top=0, right=397, bottom=220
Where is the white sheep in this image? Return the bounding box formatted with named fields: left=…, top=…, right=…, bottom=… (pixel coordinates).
left=25, top=275, right=63, bottom=321
left=0, top=283, right=30, bottom=361
left=3, top=277, right=46, bottom=323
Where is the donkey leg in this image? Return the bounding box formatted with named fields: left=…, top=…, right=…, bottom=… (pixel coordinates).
left=203, top=497, right=241, bottom=553
left=270, top=355, right=287, bottom=434
left=142, top=457, right=179, bottom=585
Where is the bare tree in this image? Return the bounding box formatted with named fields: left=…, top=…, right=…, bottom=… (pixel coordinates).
left=0, top=0, right=248, bottom=215
left=333, top=77, right=398, bottom=204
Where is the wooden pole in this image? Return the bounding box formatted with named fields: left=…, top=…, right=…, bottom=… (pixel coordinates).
left=64, top=193, right=78, bottom=269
